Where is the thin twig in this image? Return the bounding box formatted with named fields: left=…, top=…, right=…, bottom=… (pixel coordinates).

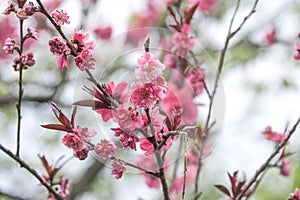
left=0, top=143, right=63, bottom=200
left=16, top=19, right=25, bottom=158
left=237, top=116, right=300, bottom=199
left=182, top=134, right=187, bottom=200
left=193, top=0, right=260, bottom=198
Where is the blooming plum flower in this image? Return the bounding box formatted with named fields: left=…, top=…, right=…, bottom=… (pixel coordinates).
left=140, top=136, right=155, bottom=155
left=130, top=82, right=166, bottom=109
left=51, top=10, right=70, bottom=26
left=74, top=49, right=95, bottom=70
left=94, top=139, right=116, bottom=160
left=113, top=107, right=144, bottom=132
left=73, top=146, right=89, bottom=160
left=72, top=29, right=95, bottom=51
left=111, top=128, right=139, bottom=150
left=62, top=132, right=84, bottom=151
left=136, top=52, right=166, bottom=84
left=111, top=159, right=126, bottom=179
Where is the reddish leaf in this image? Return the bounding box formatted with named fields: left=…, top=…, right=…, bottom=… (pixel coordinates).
left=50, top=101, right=72, bottom=130
left=215, top=185, right=231, bottom=197
left=73, top=99, right=107, bottom=109
left=18, top=0, right=27, bottom=8
left=39, top=155, right=53, bottom=178
left=166, top=116, right=172, bottom=131
left=185, top=3, right=199, bottom=24
left=41, top=124, right=71, bottom=132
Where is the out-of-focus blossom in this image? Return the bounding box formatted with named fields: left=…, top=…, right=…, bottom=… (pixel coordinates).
left=94, top=26, right=112, bottom=40
left=264, top=28, right=276, bottom=46
left=280, top=158, right=291, bottom=176
left=16, top=8, right=28, bottom=20
left=172, top=24, right=197, bottom=51
left=2, top=38, right=15, bottom=54
left=289, top=188, right=300, bottom=200
left=111, top=159, right=126, bottom=179
left=294, top=42, right=300, bottom=60
left=262, top=126, right=285, bottom=143
left=187, top=0, right=217, bottom=13
left=185, top=67, right=205, bottom=96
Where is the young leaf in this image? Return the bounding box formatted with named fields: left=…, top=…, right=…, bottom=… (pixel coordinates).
left=185, top=3, right=199, bottom=24
left=41, top=124, right=71, bottom=132
left=215, top=185, right=231, bottom=197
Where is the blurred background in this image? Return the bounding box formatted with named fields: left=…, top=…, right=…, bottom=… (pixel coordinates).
left=0, top=0, right=300, bottom=199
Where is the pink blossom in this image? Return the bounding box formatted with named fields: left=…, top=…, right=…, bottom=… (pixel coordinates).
left=72, top=29, right=95, bottom=51
left=62, top=132, right=84, bottom=151
left=294, top=42, right=300, bottom=60
left=188, top=0, right=217, bottom=12
left=85, top=81, right=128, bottom=122
left=49, top=37, right=70, bottom=56
left=94, top=26, right=113, bottom=40
left=94, top=139, right=115, bottom=160
left=136, top=52, right=166, bottom=84
left=140, top=136, right=154, bottom=155
left=289, top=188, right=300, bottom=200
left=111, top=159, right=126, bottom=179
left=2, top=38, right=15, bottom=54
left=13, top=52, right=35, bottom=70
left=111, top=128, right=139, bottom=150
left=73, top=127, right=97, bottom=142
left=145, top=174, right=160, bottom=188
left=3, top=1, right=16, bottom=15
left=281, top=158, right=291, bottom=176
left=73, top=146, right=89, bottom=160
left=51, top=10, right=70, bottom=26
left=171, top=24, right=197, bottom=50
left=264, top=28, right=276, bottom=46
left=161, top=83, right=198, bottom=125
left=57, top=55, right=70, bottom=71
left=263, top=126, right=285, bottom=143
left=24, top=2, right=37, bottom=16
left=185, top=67, right=206, bottom=95
left=0, top=18, right=16, bottom=59
left=74, top=49, right=96, bottom=70
left=130, top=82, right=166, bottom=108
left=16, top=8, right=28, bottom=20
left=113, top=107, right=144, bottom=132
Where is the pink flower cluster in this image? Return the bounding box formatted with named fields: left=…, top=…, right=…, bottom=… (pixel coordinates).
left=3, top=1, right=38, bottom=19
left=94, top=139, right=115, bottom=160
left=62, top=127, right=96, bottom=160
left=12, top=52, right=35, bottom=71
left=171, top=24, right=197, bottom=51
left=51, top=9, right=70, bottom=26
left=48, top=29, right=95, bottom=71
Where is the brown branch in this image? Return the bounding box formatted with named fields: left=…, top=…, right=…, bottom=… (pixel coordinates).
left=193, top=0, right=260, bottom=198
left=237, top=116, right=300, bottom=199
left=0, top=143, right=63, bottom=200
